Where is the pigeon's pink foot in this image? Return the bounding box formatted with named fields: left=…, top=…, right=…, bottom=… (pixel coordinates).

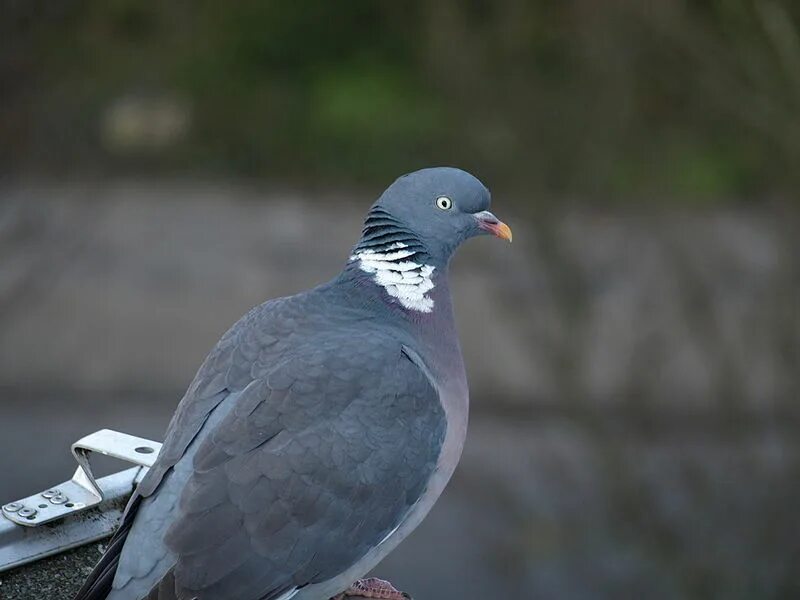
left=333, top=577, right=411, bottom=600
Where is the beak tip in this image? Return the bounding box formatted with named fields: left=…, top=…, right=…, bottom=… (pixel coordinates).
left=496, top=222, right=513, bottom=243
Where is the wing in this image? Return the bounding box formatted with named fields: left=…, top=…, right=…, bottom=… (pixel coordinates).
left=78, top=292, right=368, bottom=600
left=156, top=330, right=444, bottom=599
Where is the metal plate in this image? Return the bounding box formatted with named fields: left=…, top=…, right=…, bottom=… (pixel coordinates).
left=1, top=430, right=162, bottom=527
left=72, top=429, right=162, bottom=470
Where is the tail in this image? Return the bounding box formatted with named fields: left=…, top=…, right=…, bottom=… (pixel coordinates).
left=72, top=495, right=143, bottom=600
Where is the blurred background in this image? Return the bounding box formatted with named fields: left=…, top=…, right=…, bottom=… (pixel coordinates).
left=1, top=1, right=799, bottom=598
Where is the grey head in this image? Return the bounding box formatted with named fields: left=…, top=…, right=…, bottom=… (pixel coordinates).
left=353, top=167, right=511, bottom=266
left=348, top=167, right=511, bottom=314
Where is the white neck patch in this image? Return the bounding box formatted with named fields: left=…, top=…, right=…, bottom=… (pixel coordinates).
left=350, top=243, right=436, bottom=313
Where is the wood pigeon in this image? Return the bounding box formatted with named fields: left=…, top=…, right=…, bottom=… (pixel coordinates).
left=73, top=167, right=512, bottom=600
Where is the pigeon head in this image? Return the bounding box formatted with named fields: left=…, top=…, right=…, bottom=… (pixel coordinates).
left=355, top=167, right=511, bottom=262
left=349, top=167, right=511, bottom=313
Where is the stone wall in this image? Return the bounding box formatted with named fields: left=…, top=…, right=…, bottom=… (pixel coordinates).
left=0, top=181, right=797, bottom=599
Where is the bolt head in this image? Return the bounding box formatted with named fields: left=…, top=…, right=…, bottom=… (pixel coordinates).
left=3, top=502, right=23, bottom=512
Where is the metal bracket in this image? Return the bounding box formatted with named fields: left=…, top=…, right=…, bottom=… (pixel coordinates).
left=1, top=429, right=161, bottom=527
left=0, top=466, right=146, bottom=574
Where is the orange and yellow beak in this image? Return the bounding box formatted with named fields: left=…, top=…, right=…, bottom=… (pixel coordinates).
left=474, top=211, right=513, bottom=242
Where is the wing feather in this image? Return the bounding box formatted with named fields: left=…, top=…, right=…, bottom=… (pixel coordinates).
left=162, top=333, right=445, bottom=599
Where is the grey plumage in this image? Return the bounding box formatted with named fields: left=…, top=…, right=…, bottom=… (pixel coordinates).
left=74, top=167, right=510, bottom=600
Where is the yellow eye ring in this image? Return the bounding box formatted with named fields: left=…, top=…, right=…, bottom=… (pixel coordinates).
left=436, top=196, right=452, bottom=210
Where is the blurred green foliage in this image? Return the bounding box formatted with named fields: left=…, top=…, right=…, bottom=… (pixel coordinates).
left=2, top=0, right=799, bottom=202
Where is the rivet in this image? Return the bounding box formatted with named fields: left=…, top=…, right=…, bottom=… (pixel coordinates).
left=3, top=502, right=23, bottom=513
left=41, top=489, right=60, bottom=499
left=50, top=494, right=69, bottom=505
left=17, top=507, right=37, bottom=518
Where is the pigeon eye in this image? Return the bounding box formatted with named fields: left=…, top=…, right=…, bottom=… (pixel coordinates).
left=436, top=196, right=453, bottom=210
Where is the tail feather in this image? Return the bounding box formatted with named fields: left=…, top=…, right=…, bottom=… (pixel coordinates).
left=72, top=494, right=143, bottom=600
